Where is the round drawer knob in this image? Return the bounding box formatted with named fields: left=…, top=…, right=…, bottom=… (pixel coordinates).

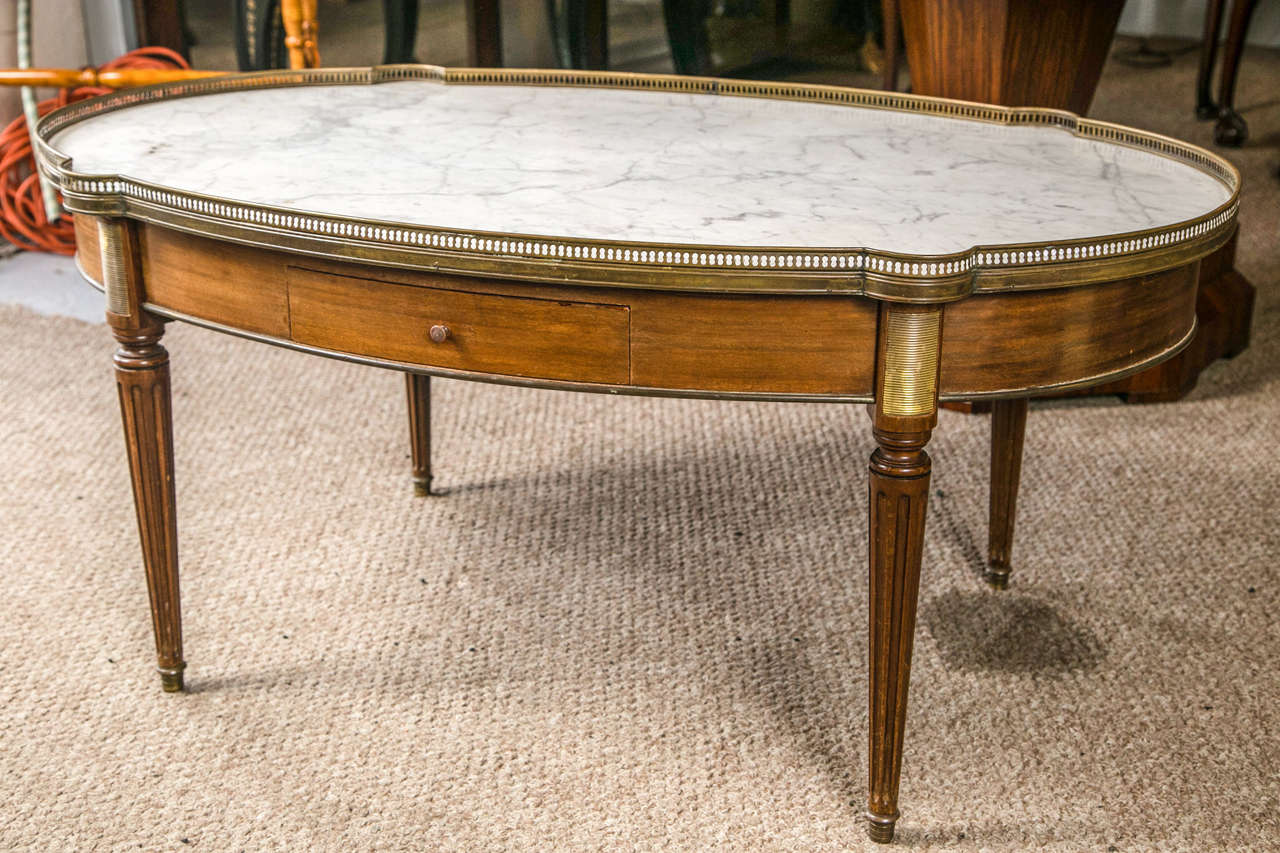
left=428, top=324, right=450, bottom=343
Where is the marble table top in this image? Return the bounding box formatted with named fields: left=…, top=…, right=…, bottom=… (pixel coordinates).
left=50, top=77, right=1232, bottom=257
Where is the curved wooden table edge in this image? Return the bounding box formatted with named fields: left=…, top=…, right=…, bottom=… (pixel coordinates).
left=73, top=238, right=1202, bottom=404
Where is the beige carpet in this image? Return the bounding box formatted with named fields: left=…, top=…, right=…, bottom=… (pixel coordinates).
left=1, top=43, right=1278, bottom=853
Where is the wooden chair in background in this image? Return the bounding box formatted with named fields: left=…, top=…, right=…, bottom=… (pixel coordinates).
left=1197, top=0, right=1264, bottom=146
left=280, top=0, right=321, bottom=69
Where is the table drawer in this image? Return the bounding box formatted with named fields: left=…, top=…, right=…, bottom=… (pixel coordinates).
left=287, top=266, right=630, bottom=384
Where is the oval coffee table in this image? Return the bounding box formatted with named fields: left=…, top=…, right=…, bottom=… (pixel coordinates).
left=35, top=66, right=1238, bottom=843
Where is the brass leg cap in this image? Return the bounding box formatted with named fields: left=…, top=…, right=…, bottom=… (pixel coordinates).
left=984, top=570, right=1010, bottom=590
left=159, top=666, right=186, bottom=693
left=984, top=561, right=1011, bottom=590
left=866, top=812, right=897, bottom=844
left=412, top=476, right=433, bottom=498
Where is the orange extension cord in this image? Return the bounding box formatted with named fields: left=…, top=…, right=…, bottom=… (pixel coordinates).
left=0, top=46, right=191, bottom=255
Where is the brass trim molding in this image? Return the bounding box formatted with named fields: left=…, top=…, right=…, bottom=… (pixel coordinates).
left=97, top=218, right=130, bottom=316
left=39, top=66, right=1240, bottom=301
left=880, top=309, right=941, bottom=417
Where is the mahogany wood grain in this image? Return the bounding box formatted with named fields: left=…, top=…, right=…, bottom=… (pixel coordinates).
left=74, top=215, right=103, bottom=284
left=406, top=373, right=433, bottom=496
left=99, top=227, right=880, bottom=396
left=466, top=0, right=503, bottom=67
left=287, top=266, right=631, bottom=384
left=986, top=398, right=1027, bottom=589
left=938, top=264, right=1199, bottom=396
left=293, top=260, right=879, bottom=394
left=83, top=225, right=1205, bottom=400
left=897, top=0, right=1123, bottom=115
left=630, top=292, right=877, bottom=395
left=138, top=227, right=290, bottom=338
left=881, top=0, right=900, bottom=91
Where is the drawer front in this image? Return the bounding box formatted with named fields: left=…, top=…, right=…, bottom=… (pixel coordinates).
left=287, top=266, right=630, bottom=384
left=629, top=292, right=878, bottom=395
left=143, top=227, right=291, bottom=337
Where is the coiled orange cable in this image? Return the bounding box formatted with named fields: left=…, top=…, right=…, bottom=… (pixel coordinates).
left=0, top=46, right=192, bottom=255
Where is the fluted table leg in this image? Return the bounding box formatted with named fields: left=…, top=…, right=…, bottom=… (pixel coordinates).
left=100, top=216, right=185, bottom=693
left=405, top=373, right=433, bottom=497
left=866, top=303, right=941, bottom=843
left=113, top=317, right=184, bottom=692
left=986, top=397, right=1027, bottom=589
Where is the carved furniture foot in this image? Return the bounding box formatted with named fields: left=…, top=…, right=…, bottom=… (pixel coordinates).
left=1214, top=108, right=1248, bottom=147
left=1212, top=0, right=1260, bottom=147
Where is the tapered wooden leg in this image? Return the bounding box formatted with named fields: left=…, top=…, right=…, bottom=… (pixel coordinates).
left=986, top=398, right=1027, bottom=590
left=1196, top=0, right=1227, bottom=119
left=465, top=0, right=502, bottom=67
left=100, top=216, right=185, bottom=693
left=1213, top=0, right=1261, bottom=146
left=866, top=303, right=941, bottom=843
left=406, top=373, right=433, bottom=497
left=382, top=0, right=418, bottom=64
left=114, top=314, right=185, bottom=692
left=881, top=0, right=899, bottom=92
left=866, top=426, right=931, bottom=842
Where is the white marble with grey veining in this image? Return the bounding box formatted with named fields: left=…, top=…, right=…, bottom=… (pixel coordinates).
left=49, top=81, right=1232, bottom=255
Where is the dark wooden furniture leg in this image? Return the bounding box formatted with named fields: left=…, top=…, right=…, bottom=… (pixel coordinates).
left=132, top=0, right=190, bottom=61
left=466, top=0, right=503, bottom=67
left=406, top=373, right=433, bottom=497
left=986, top=398, right=1027, bottom=589
left=661, top=0, right=712, bottom=75
left=557, top=0, right=609, bottom=70
left=383, top=0, right=419, bottom=64
left=582, top=0, right=609, bottom=70
left=1196, top=0, right=1228, bottom=119
left=101, top=218, right=185, bottom=693
left=572, top=0, right=610, bottom=69
left=1214, top=0, right=1261, bottom=147
left=881, top=0, right=899, bottom=91
left=866, top=304, right=940, bottom=843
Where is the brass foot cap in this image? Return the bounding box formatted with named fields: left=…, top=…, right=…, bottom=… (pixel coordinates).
left=984, top=561, right=1011, bottom=589
left=412, top=476, right=433, bottom=498
left=866, top=812, right=897, bottom=844
left=984, top=570, right=1010, bottom=590
left=159, top=665, right=186, bottom=693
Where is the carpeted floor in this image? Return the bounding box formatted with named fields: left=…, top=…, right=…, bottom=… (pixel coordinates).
left=1, top=41, right=1277, bottom=853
